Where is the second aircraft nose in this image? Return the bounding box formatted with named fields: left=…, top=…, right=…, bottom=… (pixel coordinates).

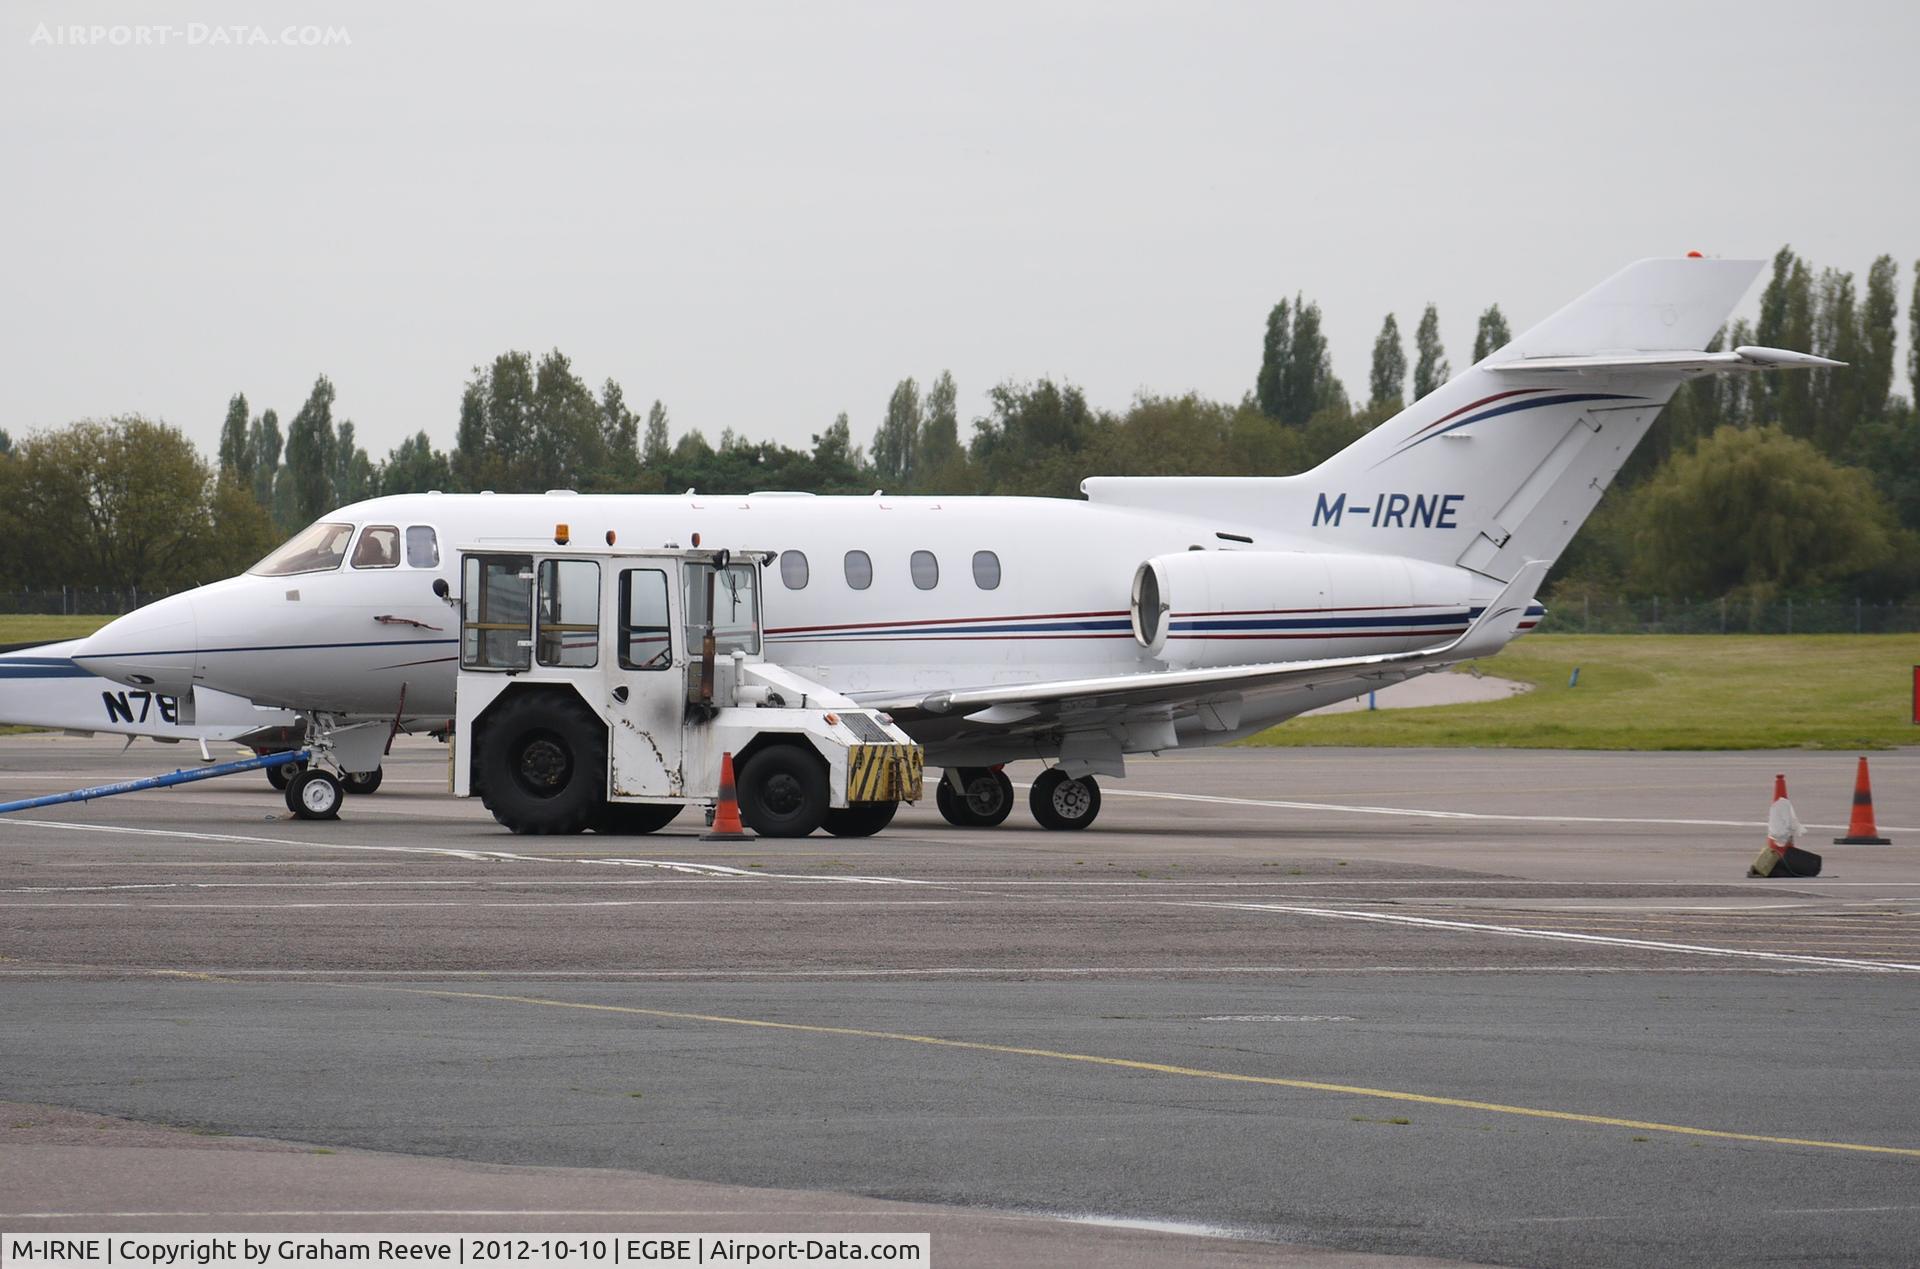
left=70, top=592, right=199, bottom=695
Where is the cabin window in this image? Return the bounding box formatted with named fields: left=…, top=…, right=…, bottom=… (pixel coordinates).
left=972, top=550, right=1001, bottom=590
left=535, top=559, right=599, bottom=669
left=618, top=569, right=673, bottom=670
left=779, top=550, right=809, bottom=589
left=351, top=525, right=401, bottom=570
left=843, top=550, right=873, bottom=590
left=910, top=550, right=939, bottom=590
left=405, top=525, right=439, bottom=568
left=249, top=521, right=353, bottom=576
left=460, top=553, right=533, bottom=671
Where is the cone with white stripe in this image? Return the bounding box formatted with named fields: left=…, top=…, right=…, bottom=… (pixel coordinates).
left=1750, top=773, right=1821, bottom=878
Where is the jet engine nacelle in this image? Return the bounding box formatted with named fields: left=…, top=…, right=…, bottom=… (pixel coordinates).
left=1130, top=549, right=1474, bottom=668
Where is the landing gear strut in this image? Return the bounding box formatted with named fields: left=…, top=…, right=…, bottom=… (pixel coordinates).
left=935, top=767, right=1014, bottom=828
left=1030, top=768, right=1101, bottom=830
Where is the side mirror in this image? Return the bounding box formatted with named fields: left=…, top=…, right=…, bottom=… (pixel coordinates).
left=431, top=578, right=451, bottom=600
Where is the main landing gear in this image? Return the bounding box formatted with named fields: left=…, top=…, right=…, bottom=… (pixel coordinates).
left=935, top=766, right=1104, bottom=831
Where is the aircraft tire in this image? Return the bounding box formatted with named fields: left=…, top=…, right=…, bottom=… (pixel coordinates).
left=286, top=768, right=344, bottom=821
left=342, top=769, right=383, bottom=795
left=936, top=767, right=1013, bottom=828
left=1029, top=768, right=1101, bottom=831
left=476, top=694, right=605, bottom=835
left=823, top=801, right=898, bottom=838
left=265, top=758, right=304, bottom=791
left=737, top=745, right=830, bottom=838
left=588, top=802, right=683, bottom=835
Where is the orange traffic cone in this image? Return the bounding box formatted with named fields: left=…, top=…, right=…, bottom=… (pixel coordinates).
left=1834, top=756, right=1892, bottom=845
left=1751, top=772, right=1821, bottom=878
left=702, top=751, right=755, bottom=841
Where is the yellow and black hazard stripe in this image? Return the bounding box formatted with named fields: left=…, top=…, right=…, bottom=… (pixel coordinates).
left=847, top=743, right=925, bottom=803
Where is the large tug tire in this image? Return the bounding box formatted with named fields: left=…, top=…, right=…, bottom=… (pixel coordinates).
left=823, top=801, right=898, bottom=838
left=476, top=693, right=605, bottom=835
left=1029, top=768, right=1101, bottom=830
left=588, top=802, right=683, bottom=835
left=935, top=767, right=1014, bottom=828
left=737, top=746, right=830, bottom=838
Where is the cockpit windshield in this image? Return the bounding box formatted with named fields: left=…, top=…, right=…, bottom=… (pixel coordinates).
left=249, top=522, right=355, bottom=576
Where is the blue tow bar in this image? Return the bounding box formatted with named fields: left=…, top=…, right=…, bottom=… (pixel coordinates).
left=0, top=750, right=312, bottom=816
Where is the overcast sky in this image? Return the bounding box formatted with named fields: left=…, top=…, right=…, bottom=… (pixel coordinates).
left=4, top=1, right=1916, bottom=462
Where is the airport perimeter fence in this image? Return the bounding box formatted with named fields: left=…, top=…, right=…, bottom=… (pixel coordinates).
left=0, top=587, right=182, bottom=616
left=1533, top=596, right=1920, bottom=635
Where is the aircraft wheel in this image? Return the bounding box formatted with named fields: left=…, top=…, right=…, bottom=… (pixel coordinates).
left=1030, top=768, right=1101, bottom=831
left=342, top=769, right=383, bottom=795
left=935, top=767, right=1014, bottom=828
left=737, top=746, right=830, bottom=838
left=265, top=757, right=304, bottom=791
left=588, top=802, right=683, bottom=835
left=286, top=768, right=344, bottom=821
left=823, top=801, right=898, bottom=838
left=476, top=694, right=605, bottom=835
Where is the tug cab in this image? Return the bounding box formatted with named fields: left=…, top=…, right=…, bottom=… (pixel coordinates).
left=452, top=539, right=923, bottom=837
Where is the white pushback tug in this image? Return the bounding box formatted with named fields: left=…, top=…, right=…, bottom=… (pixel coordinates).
left=429, top=532, right=922, bottom=837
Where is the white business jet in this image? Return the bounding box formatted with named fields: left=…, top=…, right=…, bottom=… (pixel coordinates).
left=70, top=257, right=1836, bottom=830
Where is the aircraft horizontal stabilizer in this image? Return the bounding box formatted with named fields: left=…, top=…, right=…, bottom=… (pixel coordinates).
left=864, top=561, right=1550, bottom=724
left=1489, top=345, right=1843, bottom=376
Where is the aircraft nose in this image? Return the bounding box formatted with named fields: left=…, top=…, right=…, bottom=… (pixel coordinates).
left=71, top=592, right=199, bottom=694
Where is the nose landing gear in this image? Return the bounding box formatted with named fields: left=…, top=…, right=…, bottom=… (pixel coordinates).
left=286, top=767, right=345, bottom=820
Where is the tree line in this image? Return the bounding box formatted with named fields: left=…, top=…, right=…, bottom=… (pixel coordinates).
left=2, top=245, right=1915, bottom=607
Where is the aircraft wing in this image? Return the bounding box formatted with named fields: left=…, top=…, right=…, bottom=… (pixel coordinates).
left=860, top=561, right=1548, bottom=727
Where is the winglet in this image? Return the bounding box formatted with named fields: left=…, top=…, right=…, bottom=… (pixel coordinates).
left=1443, top=560, right=1551, bottom=662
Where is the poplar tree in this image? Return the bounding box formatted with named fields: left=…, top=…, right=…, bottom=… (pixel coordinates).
left=1278, top=298, right=1342, bottom=424
left=1254, top=299, right=1291, bottom=419
left=1756, top=247, right=1815, bottom=439
left=451, top=382, right=489, bottom=492
left=919, top=370, right=961, bottom=470
left=249, top=409, right=281, bottom=509
left=282, top=375, right=338, bottom=526
left=218, top=392, right=253, bottom=482
left=1368, top=314, right=1406, bottom=411
left=1472, top=304, right=1512, bottom=362
left=643, top=400, right=671, bottom=468
left=1413, top=304, right=1450, bottom=400
left=872, top=376, right=922, bottom=485
left=1859, top=256, right=1898, bottom=421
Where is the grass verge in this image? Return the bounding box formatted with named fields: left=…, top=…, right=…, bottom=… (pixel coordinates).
left=1241, top=634, right=1920, bottom=751
left=0, top=614, right=114, bottom=646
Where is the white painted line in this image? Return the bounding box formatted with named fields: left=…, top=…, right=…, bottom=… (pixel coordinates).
left=0, top=964, right=1867, bottom=978
left=1098, top=786, right=1920, bottom=834
left=1180, top=901, right=1920, bottom=973
left=0, top=1209, right=927, bottom=1220
left=0, top=899, right=962, bottom=909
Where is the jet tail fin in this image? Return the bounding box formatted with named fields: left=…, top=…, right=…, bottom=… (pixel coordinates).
left=1085, top=257, right=1832, bottom=582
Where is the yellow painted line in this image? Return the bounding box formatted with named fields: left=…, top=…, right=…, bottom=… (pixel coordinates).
left=365, top=985, right=1920, bottom=1160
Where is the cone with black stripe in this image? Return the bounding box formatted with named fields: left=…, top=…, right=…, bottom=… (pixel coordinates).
left=702, top=751, right=755, bottom=841
left=1834, top=756, right=1891, bottom=845
left=1750, top=773, right=1821, bottom=878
